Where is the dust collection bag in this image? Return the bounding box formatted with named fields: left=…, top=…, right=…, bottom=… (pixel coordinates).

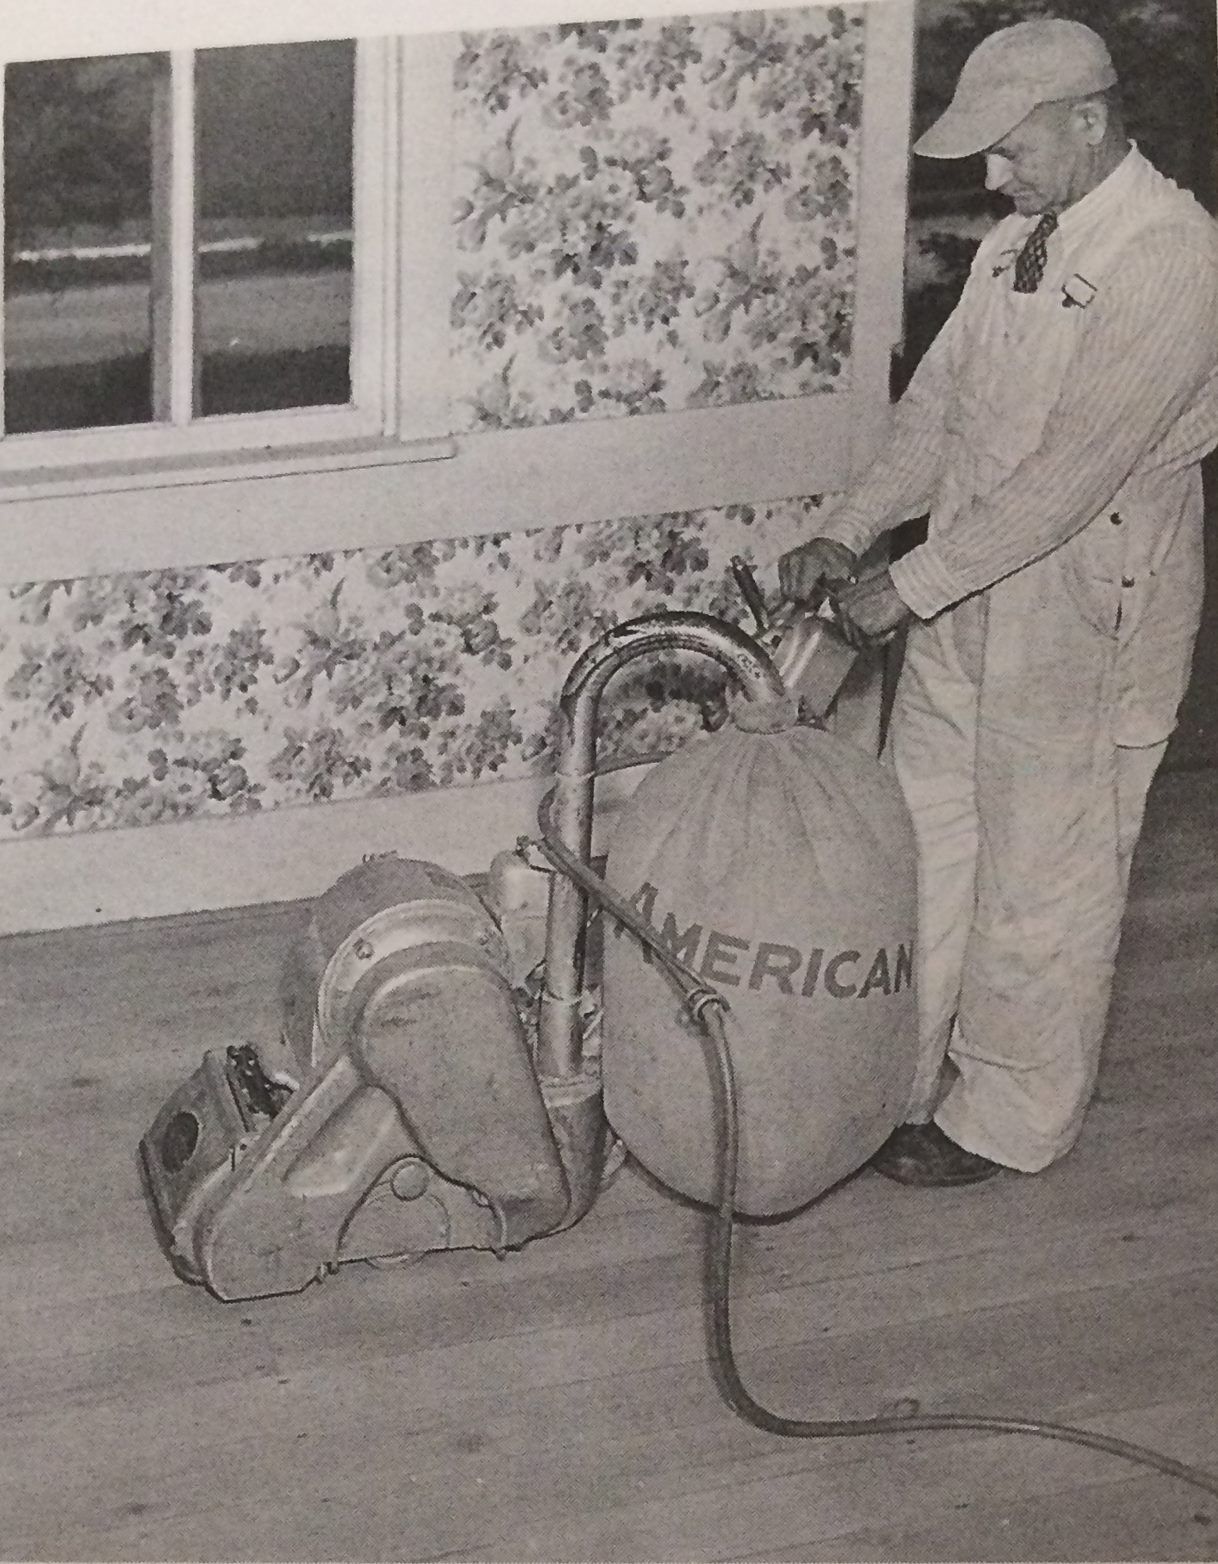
left=602, top=698, right=918, bottom=1215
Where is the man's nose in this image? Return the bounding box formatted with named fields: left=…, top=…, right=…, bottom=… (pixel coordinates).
left=985, top=153, right=1013, bottom=190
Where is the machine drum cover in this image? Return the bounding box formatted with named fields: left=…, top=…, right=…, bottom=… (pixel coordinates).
left=602, top=706, right=918, bottom=1215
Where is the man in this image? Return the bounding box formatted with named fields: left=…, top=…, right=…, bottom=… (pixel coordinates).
left=780, top=18, right=1218, bottom=1186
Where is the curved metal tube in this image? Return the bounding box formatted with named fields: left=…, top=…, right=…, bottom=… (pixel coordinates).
left=536, top=610, right=784, bottom=1080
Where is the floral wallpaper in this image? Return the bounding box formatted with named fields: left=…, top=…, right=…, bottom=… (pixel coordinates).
left=0, top=499, right=829, bottom=837
left=452, top=8, right=863, bottom=429
left=0, top=8, right=870, bottom=842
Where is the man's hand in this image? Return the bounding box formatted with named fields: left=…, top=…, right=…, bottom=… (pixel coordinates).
left=778, top=538, right=858, bottom=606
left=833, top=565, right=912, bottom=644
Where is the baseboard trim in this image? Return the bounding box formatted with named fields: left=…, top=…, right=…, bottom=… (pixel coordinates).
left=0, top=765, right=653, bottom=935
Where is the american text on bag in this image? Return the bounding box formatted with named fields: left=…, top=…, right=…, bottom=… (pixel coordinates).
left=615, top=882, right=914, bottom=1000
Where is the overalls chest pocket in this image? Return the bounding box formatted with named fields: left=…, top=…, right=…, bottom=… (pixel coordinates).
left=952, top=275, right=1089, bottom=490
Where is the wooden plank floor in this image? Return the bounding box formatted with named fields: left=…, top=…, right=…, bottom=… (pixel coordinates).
left=2, top=769, right=1217, bottom=1563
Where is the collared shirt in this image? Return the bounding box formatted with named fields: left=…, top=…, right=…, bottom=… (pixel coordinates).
left=822, top=148, right=1218, bottom=623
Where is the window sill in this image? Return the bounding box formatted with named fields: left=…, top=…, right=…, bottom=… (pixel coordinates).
left=0, top=397, right=866, bottom=587
left=0, top=432, right=457, bottom=505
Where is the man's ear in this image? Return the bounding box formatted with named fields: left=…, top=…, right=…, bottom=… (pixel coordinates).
left=1072, top=95, right=1109, bottom=147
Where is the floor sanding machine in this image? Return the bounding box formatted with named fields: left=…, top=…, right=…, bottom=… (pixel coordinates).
left=140, top=561, right=859, bottom=1297
left=139, top=562, right=1218, bottom=1503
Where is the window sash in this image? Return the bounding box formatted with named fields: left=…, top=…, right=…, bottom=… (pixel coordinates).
left=152, top=50, right=199, bottom=427
left=0, top=36, right=395, bottom=470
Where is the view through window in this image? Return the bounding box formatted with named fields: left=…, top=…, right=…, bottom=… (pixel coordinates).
left=3, top=41, right=355, bottom=435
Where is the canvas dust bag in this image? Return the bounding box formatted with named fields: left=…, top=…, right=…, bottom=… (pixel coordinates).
left=602, top=700, right=918, bottom=1214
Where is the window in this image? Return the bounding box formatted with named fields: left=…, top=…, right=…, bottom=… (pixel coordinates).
left=0, top=37, right=401, bottom=472
left=0, top=5, right=914, bottom=589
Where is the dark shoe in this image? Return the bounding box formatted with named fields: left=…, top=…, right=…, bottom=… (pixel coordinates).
left=870, top=1121, right=1003, bottom=1187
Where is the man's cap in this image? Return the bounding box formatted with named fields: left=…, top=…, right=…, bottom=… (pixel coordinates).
left=914, top=18, right=1118, bottom=160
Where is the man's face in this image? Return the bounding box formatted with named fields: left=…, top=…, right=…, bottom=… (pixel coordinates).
left=983, top=100, right=1093, bottom=215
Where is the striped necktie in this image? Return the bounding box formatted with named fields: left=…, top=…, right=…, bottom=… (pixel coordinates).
left=1013, top=211, right=1058, bottom=293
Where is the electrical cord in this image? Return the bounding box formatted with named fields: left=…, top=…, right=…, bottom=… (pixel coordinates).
left=536, top=791, right=1218, bottom=1501
left=696, top=1000, right=1218, bottom=1494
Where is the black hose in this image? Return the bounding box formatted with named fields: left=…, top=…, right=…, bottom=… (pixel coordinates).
left=535, top=794, right=1218, bottom=1502
left=697, top=1000, right=1218, bottom=1496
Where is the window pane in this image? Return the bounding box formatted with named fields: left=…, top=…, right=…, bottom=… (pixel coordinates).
left=4, top=55, right=156, bottom=433
left=195, top=41, right=354, bottom=417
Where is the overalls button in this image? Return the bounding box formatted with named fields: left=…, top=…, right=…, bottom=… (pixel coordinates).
left=1121, top=575, right=1135, bottom=588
